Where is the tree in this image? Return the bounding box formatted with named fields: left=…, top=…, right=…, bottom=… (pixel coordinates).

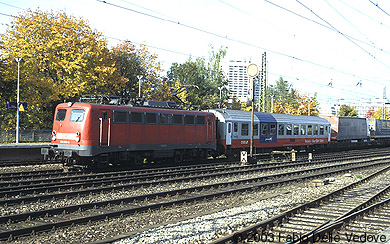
left=110, top=41, right=163, bottom=99
left=338, top=105, right=358, bottom=117
left=267, top=77, right=319, bottom=115
left=0, top=9, right=126, bottom=129
left=365, top=107, right=375, bottom=118
left=166, top=46, right=227, bottom=109
left=372, top=108, right=390, bottom=120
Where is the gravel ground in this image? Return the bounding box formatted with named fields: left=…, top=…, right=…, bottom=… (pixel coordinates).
left=1, top=160, right=366, bottom=216
left=9, top=166, right=382, bottom=244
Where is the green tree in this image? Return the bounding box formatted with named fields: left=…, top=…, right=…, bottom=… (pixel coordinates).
left=266, top=77, right=319, bottom=115
left=166, top=46, right=227, bottom=109
left=0, top=9, right=127, bottom=129
left=110, top=41, right=163, bottom=99
left=339, top=105, right=358, bottom=117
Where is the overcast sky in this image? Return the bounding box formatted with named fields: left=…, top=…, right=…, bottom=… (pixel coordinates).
left=1, top=0, right=390, bottom=104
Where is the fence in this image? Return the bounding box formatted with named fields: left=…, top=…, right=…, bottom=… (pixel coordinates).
left=0, top=129, right=51, bottom=143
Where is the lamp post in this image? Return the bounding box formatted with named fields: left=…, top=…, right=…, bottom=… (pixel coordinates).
left=307, top=98, right=311, bottom=116
left=14, top=58, right=24, bottom=144
left=247, top=63, right=259, bottom=159
left=137, top=75, right=143, bottom=97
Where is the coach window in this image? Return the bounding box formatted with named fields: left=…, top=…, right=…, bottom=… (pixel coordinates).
left=130, top=112, right=143, bottom=123
left=301, top=125, right=306, bottom=135
left=320, top=125, right=324, bottom=135
left=70, top=109, right=85, bottom=122
left=207, top=117, right=211, bottom=125
left=113, top=111, right=127, bottom=123
left=261, top=123, right=268, bottom=136
left=145, top=113, right=157, bottom=124
left=314, top=125, right=319, bottom=135
left=234, top=122, right=238, bottom=133
left=185, top=115, right=195, bottom=125
left=270, top=124, right=276, bottom=136
left=278, top=124, right=285, bottom=136
left=173, top=114, right=183, bottom=125
left=159, top=113, right=170, bottom=124
left=253, top=123, right=258, bottom=136
left=241, top=123, right=249, bottom=136
left=293, top=124, right=299, bottom=135
left=56, top=109, right=67, bottom=121
left=307, top=125, right=313, bottom=135
left=196, top=116, right=205, bottom=125
left=286, top=124, right=292, bottom=135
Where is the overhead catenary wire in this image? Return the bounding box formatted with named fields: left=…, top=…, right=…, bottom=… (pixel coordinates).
left=295, top=0, right=390, bottom=72
left=96, top=0, right=389, bottom=88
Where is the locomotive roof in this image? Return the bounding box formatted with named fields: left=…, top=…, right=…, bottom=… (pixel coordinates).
left=209, top=109, right=330, bottom=124
left=57, top=102, right=212, bottom=115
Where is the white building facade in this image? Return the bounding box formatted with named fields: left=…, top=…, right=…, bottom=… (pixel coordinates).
left=222, top=60, right=260, bottom=102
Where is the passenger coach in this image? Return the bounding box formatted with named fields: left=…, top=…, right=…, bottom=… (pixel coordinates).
left=209, top=109, right=331, bottom=156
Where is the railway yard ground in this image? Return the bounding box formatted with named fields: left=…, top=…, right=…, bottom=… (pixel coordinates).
left=1, top=147, right=390, bottom=243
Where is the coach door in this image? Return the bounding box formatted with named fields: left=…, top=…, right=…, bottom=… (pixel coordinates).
left=226, top=122, right=232, bottom=145
left=99, top=110, right=111, bottom=146
left=260, top=122, right=277, bottom=143
left=207, top=117, right=213, bottom=143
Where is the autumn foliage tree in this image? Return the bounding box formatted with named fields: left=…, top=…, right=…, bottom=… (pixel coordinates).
left=268, top=77, right=319, bottom=116
left=111, top=41, right=163, bottom=100
left=0, top=9, right=127, bottom=129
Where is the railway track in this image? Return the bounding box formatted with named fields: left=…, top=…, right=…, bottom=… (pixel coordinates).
left=211, top=164, right=390, bottom=244
left=1, top=155, right=390, bottom=241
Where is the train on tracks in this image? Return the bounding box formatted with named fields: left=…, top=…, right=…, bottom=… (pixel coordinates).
left=41, top=98, right=390, bottom=168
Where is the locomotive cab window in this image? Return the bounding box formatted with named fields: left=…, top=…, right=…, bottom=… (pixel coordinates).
left=100, top=111, right=107, bottom=122
left=196, top=116, right=205, bottom=125
left=113, top=111, right=127, bottom=124
left=145, top=113, right=157, bottom=124
left=159, top=113, right=170, bottom=124
left=234, top=122, right=238, bottom=132
left=130, top=112, right=143, bottom=123
left=173, top=114, right=183, bottom=125
left=70, top=109, right=85, bottom=122
left=185, top=115, right=195, bottom=125
left=56, top=109, right=67, bottom=121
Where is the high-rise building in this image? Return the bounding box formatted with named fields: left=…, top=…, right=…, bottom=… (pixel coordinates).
left=222, top=60, right=260, bottom=102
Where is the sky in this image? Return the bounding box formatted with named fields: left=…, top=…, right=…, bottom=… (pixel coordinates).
left=1, top=0, right=390, bottom=105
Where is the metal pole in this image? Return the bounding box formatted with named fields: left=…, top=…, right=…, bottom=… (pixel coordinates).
left=308, top=99, right=311, bottom=116
left=250, top=77, right=254, bottom=158
left=137, top=75, right=143, bottom=97
left=16, top=60, right=20, bottom=144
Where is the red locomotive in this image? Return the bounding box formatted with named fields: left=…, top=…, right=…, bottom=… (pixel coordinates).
left=42, top=98, right=216, bottom=167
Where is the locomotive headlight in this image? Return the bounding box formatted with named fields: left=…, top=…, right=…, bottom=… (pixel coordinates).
left=75, top=131, right=80, bottom=142
left=51, top=130, right=56, bottom=141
